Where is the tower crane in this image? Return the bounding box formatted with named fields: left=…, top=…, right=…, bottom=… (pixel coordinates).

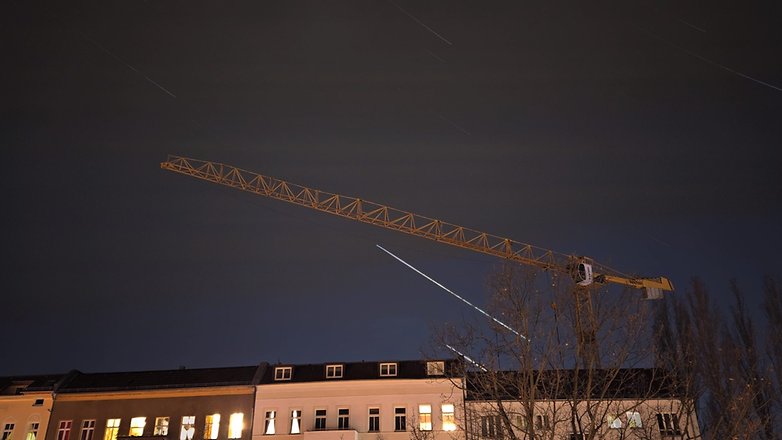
left=160, top=155, right=674, bottom=299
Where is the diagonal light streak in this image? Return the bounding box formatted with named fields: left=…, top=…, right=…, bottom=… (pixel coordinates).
left=445, top=344, right=488, bottom=372
left=376, top=244, right=528, bottom=341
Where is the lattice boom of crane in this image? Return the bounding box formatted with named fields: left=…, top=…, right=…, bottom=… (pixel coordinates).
left=161, top=155, right=673, bottom=294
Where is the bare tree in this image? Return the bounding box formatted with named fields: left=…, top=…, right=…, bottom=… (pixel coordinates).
left=654, top=277, right=782, bottom=440
left=434, top=262, right=688, bottom=440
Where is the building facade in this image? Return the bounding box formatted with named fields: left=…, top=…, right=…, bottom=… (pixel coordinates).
left=252, top=360, right=463, bottom=440
left=0, top=375, right=65, bottom=440
left=45, top=366, right=266, bottom=440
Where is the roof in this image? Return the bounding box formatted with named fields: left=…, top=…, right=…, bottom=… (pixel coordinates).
left=259, top=359, right=460, bottom=383
left=465, top=368, right=682, bottom=400
left=59, top=364, right=267, bottom=393
left=0, top=374, right=67, bottom=395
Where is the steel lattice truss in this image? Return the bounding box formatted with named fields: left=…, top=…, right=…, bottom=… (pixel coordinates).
left=161, top=155, right=673, bottom=293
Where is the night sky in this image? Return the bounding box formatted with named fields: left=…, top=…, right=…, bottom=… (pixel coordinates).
left=3, top=0, right=780, bottom=376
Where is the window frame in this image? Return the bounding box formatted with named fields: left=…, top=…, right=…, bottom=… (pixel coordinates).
left=394, top=407, right=407, bottom=432
left=337, top=409, right=349, bottom=430
left=274, top=367, right=292, bottom=381
left=204, top=415, right=220, bottom=440
left=154, top=418, right=170, bottom=437
left=3, top=423, right=15, bottom=440
left=289, top=410, right=302, bottom=435
left=103, top=419, right=120, bottom=440
left=379, top=363, right=397, bottom=377
left=441, top=404, right=456, bottom=432
left=79, top=421, right=95, bottom=440
left=227, top=413, right=243, bottom=440
left=314, top=410, right=327, bottom=431
left=368, top=408, right=380, bottom=433
left=325, top=365, right=343, bottom=379
left=26, top=423, right=40, bottom=440
left=426, top=361, right=445, bottom=376
left=129, top=418, right=146, bottom=437
left=57, top=421, right=72, bottom=440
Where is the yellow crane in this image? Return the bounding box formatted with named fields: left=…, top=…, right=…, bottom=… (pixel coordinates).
left=160, top=155, right=674, bottom=298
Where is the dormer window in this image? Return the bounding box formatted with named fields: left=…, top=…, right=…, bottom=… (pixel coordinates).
left=379, top=362, right=398, bottom=377
left=426, top=361, right=445, bottom=376
left=326, top=364, right=344, bottom=379
left=274, top=367, right=292, bottom=381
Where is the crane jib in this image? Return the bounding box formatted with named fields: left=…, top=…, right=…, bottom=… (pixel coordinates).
left=161, top=155, right=674, bottom=294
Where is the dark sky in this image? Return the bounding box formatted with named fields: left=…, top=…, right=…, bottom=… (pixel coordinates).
left=2, top=0, right=780, bottom=375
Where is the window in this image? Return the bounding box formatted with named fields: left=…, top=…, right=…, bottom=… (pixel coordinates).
left=326, top=365, right=343, bottom=379
left=227, top=414, right=243, bottom=439
left=656, top=413, right=681, bottom=436
left=394, top=408, right=406, bottom=432
left=264, top=412, right=275, bottom=435
left=80, top=421, right=95, bottom=440
left=57, top=421, right=72, bottom=440
left=154, top=418, right=170, bottom=436
left=33, top=399, right=44, bottom=407
left=480, top=416, right=500, bottom=438
left=3, top=424, right=14, bottom=440
left=426, top=361, right=444, bottom=376
left=442, top=404, right=456, bottom=432
left=368, top=409, right=380, bottom=433
left=627, top=411, right=642, bottom=429
left=314, top=410, right=326, bottom=431
left=608, top=415, right=622, bottom=429
left=129, top=418, right=146, bottom=437
left=513, top=414, right=528, bottom=431
left=534, top=415, right=550, bottom=431
left=274, top=367, right=292, bottom=381
left=204, top=415, right=220, bottom=440
left=180, top=417, right=195, bottom=440
left=26, top=423, right=39, bottom=440
left=418, top=405, right=432, bottom=431
left=337, top=409, right=349, bottom=430
left=290, top=411, right=301, bottom=435
left=569, top=434, right=585, bottom=440
left=379, top=363, right=397, bottom=377
left=104, top=420, right=120, bottom=440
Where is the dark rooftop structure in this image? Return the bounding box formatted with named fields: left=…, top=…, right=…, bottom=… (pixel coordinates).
left=58, top=364, right=267, bottom=393
left=0, top=374, right=67, bottom=395
left=260, top=359, right=460, bottom=383
left=465, top=368, right=682, bottom=401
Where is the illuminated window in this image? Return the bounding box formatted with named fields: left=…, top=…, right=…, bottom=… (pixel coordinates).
left=442, top=404, right=456, bottom=431
left=264, top=412, right=275, bottom=435
left=368, top=409, right=380, bottom=433
left=204, top=415, right=220, bottom=440
left=154, top=418, right=169, bottom=436
left=274, top=367, right=292, bottom=381
left=627, top=412, right=642, bottom=429
left=104, top=420, right=120, bottom=440
left=426, top=361, right=444, bottom=376
left=608, top=415, right=622, bottom=429
left=314, top=410, right=326, bottom=431
left=57, top=421, right=72, bottom=440
left=394, top=408, right=406, bottom=432
left=326, top=365, right=343, bottom=379
left=3, top=424, right=14, bottom=440
left=337, top=409, right=349, bottom=430
left=290, top=411, right=301, bottom=435
left=379, top=363, right=397, bottom=377
left=418, top=405, right=432, bottom=431
left=26, top=423, right=39, bottom=440
left=80, top=421, right=95, bottom=440
left=129, top=418, right=146, bottom=437
left=228, top=414, right=243, bottom=439
left=180, top=417, right=195, bottom=440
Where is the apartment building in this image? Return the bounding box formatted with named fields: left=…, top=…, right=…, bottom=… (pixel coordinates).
left=0, top=375, right=66, bottom=440
left=45, top=365, right=266, bottom=440
left=465, top=368, right=700, bottom=440
left=252, top=360, right=463, bottom=440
